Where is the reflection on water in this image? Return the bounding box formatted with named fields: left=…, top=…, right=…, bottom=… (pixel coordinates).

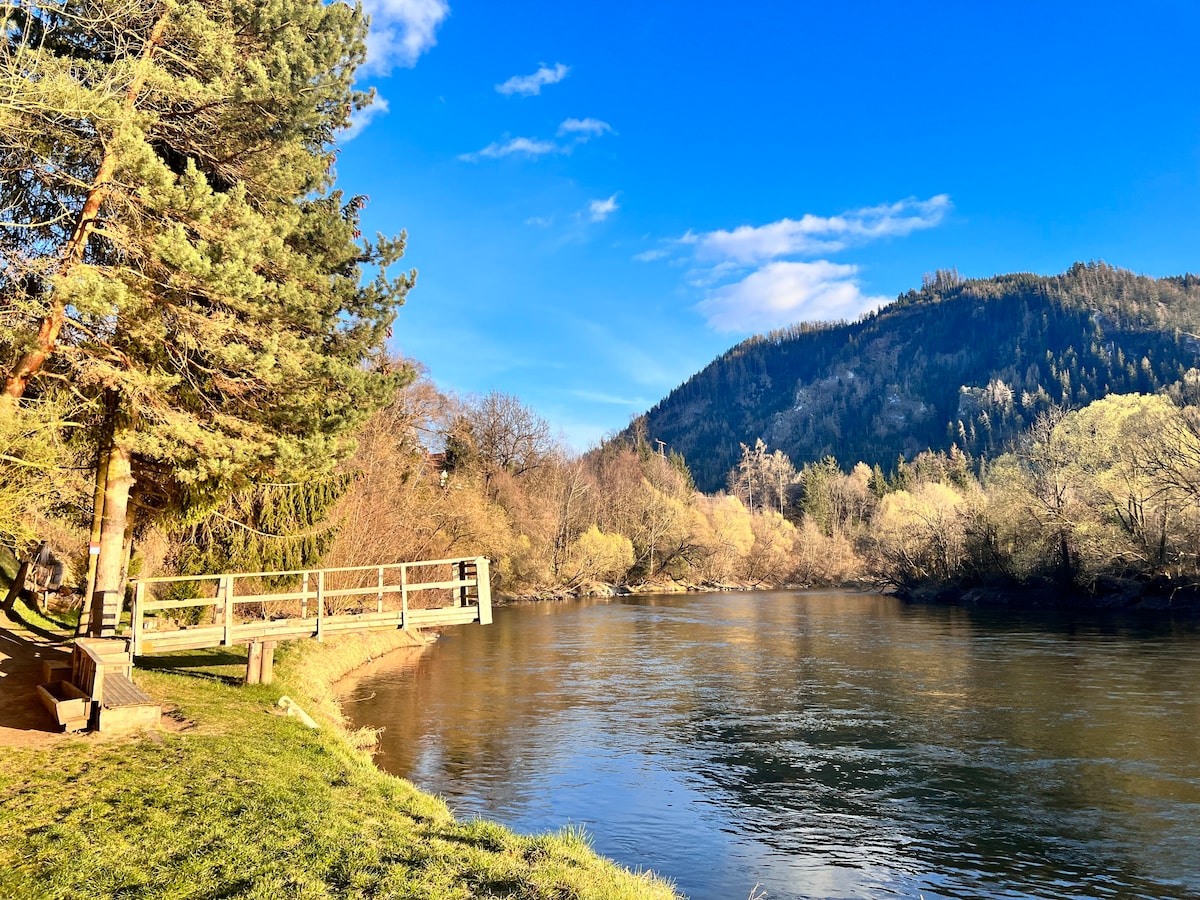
left=340, top=591, right=1200, bottom=900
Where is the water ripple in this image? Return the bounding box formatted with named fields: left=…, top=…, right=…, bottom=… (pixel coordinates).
left=345, top=592, right=1200, bottom=900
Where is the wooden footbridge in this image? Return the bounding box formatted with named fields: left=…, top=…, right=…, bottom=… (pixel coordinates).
left=30, top=557, right=491, bottom=733
left=129, top=556, right=492, bottom=683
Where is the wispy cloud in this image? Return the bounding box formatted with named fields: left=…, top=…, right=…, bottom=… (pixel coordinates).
left=694, top=195, right=952, bottom=264
left=361, top=0, right=449, bottom=75
left=696, top=261, right=889, bottom=332
left=586, top=195, right=619, bottom=222
left=558, top=118, right=613, bottom=139
left=459, top=137, right=562, bottom=162
left=686, top=261, right=741, bottom=287
left=525, top=216, right=553, bottom=227
left=496, top=63, right=570, bottom=96
left=343, top=96, right=390, bottom=142
left=464, top=117, right=612, bottom=164
left=573, top=319, right=694, bottom=389
left=571, top=389, right=652, bottom=407
left=633, top=248, right=670, bottom=262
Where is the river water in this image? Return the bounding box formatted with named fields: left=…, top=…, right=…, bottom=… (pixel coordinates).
left=340, top=590, right=1200, bottom=900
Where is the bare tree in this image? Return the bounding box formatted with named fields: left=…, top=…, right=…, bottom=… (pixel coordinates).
left=450, top=391, right=554, bottom=485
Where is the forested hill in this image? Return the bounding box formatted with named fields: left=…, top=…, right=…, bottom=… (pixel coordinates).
left=639, top=263, right=1200, bottom=492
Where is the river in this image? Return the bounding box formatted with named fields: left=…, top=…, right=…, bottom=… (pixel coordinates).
left=340, top=590, right=1200, bottom=900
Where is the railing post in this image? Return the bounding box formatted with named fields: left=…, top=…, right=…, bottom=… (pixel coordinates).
left=400, top=563, right=408, bottom=630
left=377, top=566, right=384, bottom=614
left=221, top=574, right=234, bottom=646
left=301, top=570, right=309, bottom=619
left=261, top=640, right=276, bottom=685
left=458, top=560, right=467, bottom=607
left=476, top=556, right=492, bottom=625
left=131, top=580, right=145, bottom=656
left=316, top=569, right=325, bottom=642
left=246, top=640, right=262, bottom=685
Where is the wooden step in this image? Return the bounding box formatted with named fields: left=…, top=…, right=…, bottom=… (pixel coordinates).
left=96, top=672, right=160, bottom=733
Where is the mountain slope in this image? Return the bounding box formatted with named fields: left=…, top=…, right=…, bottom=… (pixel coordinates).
left=640, top=263, right=1200, bottom=491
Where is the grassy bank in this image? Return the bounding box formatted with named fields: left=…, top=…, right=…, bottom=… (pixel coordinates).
left=0, top=628, right=679, bottom=900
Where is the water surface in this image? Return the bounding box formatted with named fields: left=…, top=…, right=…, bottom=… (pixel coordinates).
left=342, top=590, right=1200, bottom=900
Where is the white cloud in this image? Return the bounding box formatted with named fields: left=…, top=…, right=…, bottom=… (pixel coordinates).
left=633, top=248, right=670, bottom=262
left=525, top=216, right=553, bottom=227
left=587, top=194, right=619, bottom=222
left=558, top=118, right=613, bottom=139
left=696, top=261, right=889, bottom=333
left=361, top=0, right=449, bottom=75
left=342, top=96, right=390, bottom=142
left=461, top=115, right=611, bottom=165
left=496, top=63, right=570, bottom=96
left=694, top=194, right=952, bottom=264
left=697, top=222, right=846, bottom=263
left=459, top=137, right=561, bottom=162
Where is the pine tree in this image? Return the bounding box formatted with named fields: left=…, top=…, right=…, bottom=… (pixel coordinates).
left=175, top=476, right=353, bottom=583
left=1, top=0, right=414, bottom=633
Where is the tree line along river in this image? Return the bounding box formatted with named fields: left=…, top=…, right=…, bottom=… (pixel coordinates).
left=340, top=590, right=1200, bottom=900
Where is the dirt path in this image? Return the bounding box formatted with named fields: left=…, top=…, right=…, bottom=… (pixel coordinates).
left=0, top=611, right=76, bottom=748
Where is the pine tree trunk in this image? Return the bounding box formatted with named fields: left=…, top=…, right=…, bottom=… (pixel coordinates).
left=1, top=11, right=169, bottom=405
left=80, top=391, right=118, bottom=621
left=89, top=430, right=136, bottom=638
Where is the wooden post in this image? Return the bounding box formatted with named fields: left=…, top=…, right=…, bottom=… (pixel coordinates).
left=246, top=640, right=262, bottom=685
left=2, top=559, right=28, bottom=613
left=315, top=569, right=325, bottom=642
left=75, top=590, right=91, bottom=638
left=476, top=557, right=493, bottom=625
left=458, top=560, right=467, bottom=607
left=221, top=574, right=233, bottom=646
left=260, top=641, right=276, bottom=685
left=377, top=566, right=384, bottom=613
left=400, top=563, right=408, bottom=630
left=131, top=580, right=146, bottom=656
left=301, top=570, right=309, bottom=619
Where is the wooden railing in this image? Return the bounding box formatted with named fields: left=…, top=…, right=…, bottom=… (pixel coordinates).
left=130, top=556, right=492, bottom=656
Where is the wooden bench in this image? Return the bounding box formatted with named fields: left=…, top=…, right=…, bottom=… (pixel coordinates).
left=77, top=637, right=161, bottom=733
left=37, top=637, right=160, bottom=733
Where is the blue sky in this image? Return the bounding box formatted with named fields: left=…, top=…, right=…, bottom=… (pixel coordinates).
left=334, top=1, right=1200, bottom=449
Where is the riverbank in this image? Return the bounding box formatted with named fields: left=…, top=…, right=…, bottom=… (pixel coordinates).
left=0, top=616, right=679, bottom=900
left=896, top=574, right=1200, bottom=613
left=499, top=576, right=817, bottom=604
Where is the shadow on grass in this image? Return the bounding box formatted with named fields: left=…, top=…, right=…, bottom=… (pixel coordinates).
left=5, top=599, right=73, bottom=644
left=137, top=647, right=248, bottom=685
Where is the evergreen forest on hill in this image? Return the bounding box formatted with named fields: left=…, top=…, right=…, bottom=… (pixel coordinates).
left=639, top=263, right=1200, bottom=491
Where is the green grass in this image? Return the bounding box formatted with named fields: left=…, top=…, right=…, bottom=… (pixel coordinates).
left=6, top=594, right=81, bottom=637
left=0, top=639, right=678, bottom=900
left=0, top=545, right=19, bottom=585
